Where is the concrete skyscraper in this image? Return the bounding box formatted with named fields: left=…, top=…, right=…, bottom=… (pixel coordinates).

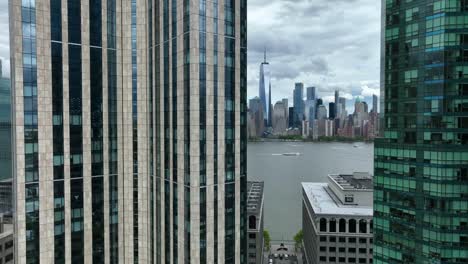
left=9, top=0, right=247, bottom=263
left=259, top=50, right=270, bottom=126
left=375, top=1, right=468, bottom=263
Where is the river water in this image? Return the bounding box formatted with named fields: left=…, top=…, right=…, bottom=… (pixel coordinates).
left=247, top=141, right=374, bottom=240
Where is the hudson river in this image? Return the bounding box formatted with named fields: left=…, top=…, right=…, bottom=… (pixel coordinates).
left=247, top=141, right=374, bottom=241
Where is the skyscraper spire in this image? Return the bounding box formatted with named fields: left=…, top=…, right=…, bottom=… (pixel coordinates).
left=264, top=47, right=267, bottom=63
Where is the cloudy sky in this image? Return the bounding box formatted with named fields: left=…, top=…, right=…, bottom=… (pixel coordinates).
left=0, top=0, right=381, bottom=111
left=247, top=0, right=381, bottom=112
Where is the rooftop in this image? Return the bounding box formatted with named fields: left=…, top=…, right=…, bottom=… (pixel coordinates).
left=329, top=172, right=373, bottom=191
left=302, top=182, right=373, bottom=216
left=247, top=181, right=264, bottom=216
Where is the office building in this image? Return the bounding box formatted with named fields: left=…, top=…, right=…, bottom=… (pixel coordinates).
left=307, top=87, right=316, bottom=101
left=294, top=83, right=304, bottom=127
left=9, top=0, right=247, bottom=263
left=372, top=94, right=378, bottom=113
left=247, top=181, right=264, bottom=264
left=0, top=220, right=14, bottom=264
left=334, top=91, right=339, bottom=118
left=304, top=100, right=316, bottom=130
left=317, top=105, right=328, bottom=120
left=282, top=98, right=289, bottom=127
left=302, top=172, right=373, bottom=264
left=249, top=97, right=265, bottom=138
left=329, top=102, right=335, bottom=120
left=289, top=107, right=295, bottom=128
left=0, top=219, right=13, bottom=261
left=259, top=50, right=271, bottom=126
left=272, top=101, right=288, bottom=135
left=374, top=1, right=468, bottom=263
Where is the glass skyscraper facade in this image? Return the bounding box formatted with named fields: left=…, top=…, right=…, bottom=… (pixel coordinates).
left=374, top=0, right=468, bottom=263
left=9, top=0, right=247, bottom=263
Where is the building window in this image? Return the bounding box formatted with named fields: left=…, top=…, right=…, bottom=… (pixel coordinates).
left=320, top=256, right=327, bottom=262
left=345, top=195, right=354, bottom=203
left=339, top=247, right=345, bottom=252
left=359, top=248, right=367, bottom=254
left=249, top=215, right=256, bottom=229
left=329, top=219, right=337, bottom=232
left=329, top=247, right=336, bottom=252
left=329, top=257, right=336, bottom=262
left=359, top=220, right=367, bottom=233
left=339, top=237, right=346, bottom=243
left=339, top=218, right=346, bottom=232
left=349, top=258, right=356, bottom=263
left=320, top=246, right=326, bottom=252
left=329, top=236, right=336, bottom=242
left=349, top=248, right=356, bottom=253
left=320, top=236, right=327, bottom=242
left=349, top=219, right=357, bottom=233
left=359, top=238, right=367, bottom=244
left=349, top=237, right=356, bottom=243
left=249, top=233, right=256, bottom=239
left=359, top=258, right=367, bottom=263
left=339, top=257, right=346, bottom=263
left=320, top=218, right=327, bottom=232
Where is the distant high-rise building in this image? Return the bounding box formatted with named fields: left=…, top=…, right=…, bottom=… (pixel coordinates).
left=317, top=105, right=328, bottom=120
left=272, top=101, right=288, bottom=135
left=329, top=102, right=336, bottom=119
left=259, top=50, right=271, bottom=126
left=339, top=97, right=347, bottom=116
left=282, top=98, right=289, bottom=126
left=249, top=97, right=265, bottom=138
left=372, top=94, right=378, bottom=113
left=306, top=87, right=316, bottom=101
left=289, top=107, right=295, bottom=128
left=334, top=91, right=339, bottom=117
left=315, top=98, right=323, bottom=119
left=374, top=1, right=468, bottom=263
left=304, top=100, right=316, bottom=129
left=268, top=82, right=272, bottom=126
left=294, top=83, right=304, bottom=127
left=10, top=0, right=248, bottom=263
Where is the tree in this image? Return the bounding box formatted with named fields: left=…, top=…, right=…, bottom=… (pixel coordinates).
left=263, top=230, right=271, bottom=250
left=293, top=230, right=303, bottom=251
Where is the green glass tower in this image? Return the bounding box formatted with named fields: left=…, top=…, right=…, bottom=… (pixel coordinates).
left=374, top=0, right=468, bottom=263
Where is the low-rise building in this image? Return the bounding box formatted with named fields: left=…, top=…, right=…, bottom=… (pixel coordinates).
left=302, top=172, right=373, bottom=264
left=247, top=181, right=265, bottom=264
left=0, top=219, right=13, bottom=264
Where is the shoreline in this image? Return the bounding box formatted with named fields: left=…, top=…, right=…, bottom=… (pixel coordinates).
left=248, top=138, right=374, bottom=144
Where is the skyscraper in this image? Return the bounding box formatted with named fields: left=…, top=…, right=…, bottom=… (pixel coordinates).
left=306, top=86, right=316, bottom=101
left=259, top=50, right=270, bottom=126
left=9, top=0, right=247, bottom=263
left=334, top=90, right=339, bottom=117
left=293, top=83, right=304, bottom=127
left=372, top=94, right=378, bottom=113
left=328, top=102, right=335, bottom=120
left=374, top=1, right=468, bottom=263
